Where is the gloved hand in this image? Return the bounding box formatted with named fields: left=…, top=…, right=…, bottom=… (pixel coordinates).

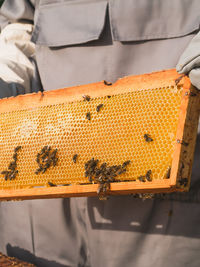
left=176, top=32, right=200, bottom=89
left=0, top=23, right=41, bottom=99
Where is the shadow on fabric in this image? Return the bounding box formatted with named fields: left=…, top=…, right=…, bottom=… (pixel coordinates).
left=6, top=243, right=69, bottom=267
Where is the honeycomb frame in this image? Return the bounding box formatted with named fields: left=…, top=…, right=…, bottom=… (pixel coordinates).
left=0, top=69, right=199, bottom=201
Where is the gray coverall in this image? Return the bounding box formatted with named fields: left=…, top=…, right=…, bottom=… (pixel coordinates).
left=0, top=1, right=200, bottom=267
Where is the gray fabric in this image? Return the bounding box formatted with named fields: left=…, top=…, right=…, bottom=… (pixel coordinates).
left=0, top=13, right=9, bottom=32
left=35, top=32, right=195, bottom=89
left=30, top=0, right=200, bottom=90
left=29, top=55, right=43, bottom=92
left=31, top=1, right=108, bottom=46
left=34, top=5, right=197, bottom=90
left=84, top=197, right=200, bottom=267
left=0, top=199, right=85, bottom=267
left=109, top=0, right=200, bottom=41
left=1, top=1, right=200, bottom=267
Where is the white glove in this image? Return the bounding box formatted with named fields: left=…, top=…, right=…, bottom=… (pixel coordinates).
left=0, top=23, right=36, bottom=98
left=176, top=31, right=200, bottom=89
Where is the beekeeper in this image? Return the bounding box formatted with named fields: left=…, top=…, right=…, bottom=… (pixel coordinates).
left=0, top=1, right=200, bottom=266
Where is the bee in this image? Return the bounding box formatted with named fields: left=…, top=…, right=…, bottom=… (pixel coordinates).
left=97, top=183, right=104, bottom=195
left=104, top=80, right=112, bottom=86
left=85, top=170, right=89, bottom=177
left=132, top=194, right=140, bottom=198
left=138, top=175, right=146, bottom=182
left=189, top=92, right=197, bottom=97
left=118, top=168, right=126, bottom=175
left=53, top=157, right=58, bottom=167
left=10, top=170, right=18, bottom=180
left=107, top=95, right=111, bottom=98
left=100, top=163, right=107, bottom=170
left=97, top=176, right=104, bottom=183
left=88, top=176, right=93, bottom=183
left=179, top=162, right=185, bottom=177
left=13, top=153, right=17, bottom=161
left=165, top=167, right=171, bottom=179
left=41, top=146, right=49, bottom=154
left=73, top=154, right=78, bottom=163
left=43, top=146, right=51, bottom=155
left=14, top=146, right=22, bottom=153
left=85, top=158, right=132, bottom=191
left=36, top=147, right=58, bottom=173
left=51, top=149, right=58, bottom=158
left=8, top=161, right=17, bottom=170
left=96, top=104, right=104, bottom=112
left=4, top=172, right=10, bottom=181
left=42, top=153, right=48, bottom=160
left=102, top=182, right=110, bottom=193
left=97, top=182, right=110, bottom=199
left=175, top=74, right=185, bottom=85
left=84, top=162, right=89, bottom=170
left=35, top=167, right=43, bottom=175
left=177, top=139, right=188, bottom=146
left=36, top=151, right=41, bottom=157
left=13, top=169, right=18, bottom=175
left=1, top=170, right=10, bottom=180
left=144, top=134, right=153, bottom=142
left=86, top=112, right=91, bottom=120
left=82, top=95, right=91, bottom=101
left=48, top=181, right=56, bottom=187
left=178, top=177, right=188, bottom=187
left=44, top=161, right=50, bottom=170
left=99, top=195, right=108, bottom=201
left=146, top=170, right=152, bottom=181
left=36, top=156, right=40, bottom=164
left=107, top=176, right=115, bottom=182
left=141, top=193, right=154, bottom=199
left=1, top=170, right=8, bottom=175
left=42, top=168, right=47, bottom=174
left=95, top=168, right=101, bottom=177
left=122, top=160, right=131, bottom=168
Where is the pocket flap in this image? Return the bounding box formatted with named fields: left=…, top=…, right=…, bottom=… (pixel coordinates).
left=32, top=1, right=108, bottom=46
left=109, top=0, right=200, bottom=41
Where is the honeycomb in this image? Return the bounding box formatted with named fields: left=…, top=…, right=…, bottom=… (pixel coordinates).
left=0, top=82, right=182, bottom=190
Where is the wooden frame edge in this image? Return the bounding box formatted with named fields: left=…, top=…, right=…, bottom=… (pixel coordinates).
left=170, top=76, right=191, bottom=186
left=0, top=69, right=181, bottom=113
left=0, top=180, right=176, bottom=201
left=170, top=77, right=200, bottom=189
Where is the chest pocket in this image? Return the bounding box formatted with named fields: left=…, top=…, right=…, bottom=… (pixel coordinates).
left=32, top=0, right=200, bottom=47
left=109, top=0, right=200, bottom=41
left=31, top=1, right=108, bottom=47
